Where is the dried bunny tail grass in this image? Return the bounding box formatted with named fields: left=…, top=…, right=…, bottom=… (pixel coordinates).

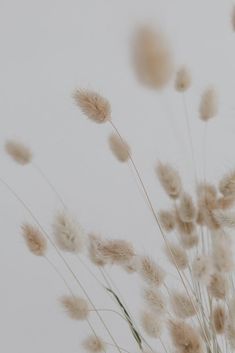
left=179, top=231, right=199, bottom=249
left=199, top=87, right=218, bottom=121
left=175, top=66, right=191, bottom=92
left=140, top=310, right=163, bottom=338
left=156, top=162, right=182, bottom=199
left=170, top=291, right=198, bottom=318
left=178, top=193, right=196, bottom=223
left=169, top=320, right=205, bottom=353
left=175, top=208, right=195, bottom=235
left=5, top=140, right=32, bottom=165
left=212, top=304, right=227, bottom=334
left=192, top=255, right=213, bottom=284
left=122, top=255, right=140, bottom=273
left=208, top=272, right=228, bottom=300
left=21, top=223, right=47, bottom=256
left=88, top=233, right=107, bottom=267
left=212, top=230, right=234, bottom=272
left=98, top=239, right=135, bottom=265
left=158, top=209, right=175, bottom=232
left=60, top=296, right=89, bottom=320
left=143, top=287, right=166, bottom=314
left=108, top=133, right=130, bottom=162
left=73, top=89, right=111, bottom=123
left=198, top=324, right=212, bottom=343
left=197, top=186, right=220, bottom=230
left=165, top=242, right=188, bottom=270
left=83, top=335, right=106, bottom=353
left=52, top=211, right=86, bottom=253
left=139, top=255, right=165, bottom=286
left=217, top=195, right=235, bottom=210
left=219, top=170, right=235, bottom=197
left=133, top=26, right=173, bottom=89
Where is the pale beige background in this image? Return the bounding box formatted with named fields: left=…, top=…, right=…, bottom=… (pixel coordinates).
left=0, top=0, right=235, bottom=352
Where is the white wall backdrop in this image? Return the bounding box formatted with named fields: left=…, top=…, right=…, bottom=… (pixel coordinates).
left=1, top=0, right=235, bottom=352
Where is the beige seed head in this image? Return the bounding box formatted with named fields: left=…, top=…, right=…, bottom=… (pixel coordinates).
left=83, top=335, right=106, bottom=353
left=175, top=67, right=191, bottom=92
left=217, top=195, right=235, bottom=210
left=158, top=209, right=175, bottom=232
left=180, top=231, right=199, bottom=249
left=219, top=170, right=235, bottom=197
left=143, top=287, right=166, bottom=314
left=156, top=162, right=182, bottom=199
left=60, top=296, right=89, bottom=320
left=133, top=26, right=173, bottom=89
left=212, top=231, right=234, bottom=272
left=179, top=193, right=196, bottom=223
left=213, top=304, right=227, bottom=334
left=73, top=89, right=111, bottom=123
left=165, top=242, right=188, bottom=270
left=141, top=310, right=163, bottom=338
left=199, top=87, right=218, bottom=121
left=98, top=239, right=135, bottom=265
left=52, top=211, right=86, bottom=253
left=169, top=320, right=204, bottom=353
left=208, top=272, right=228, bottom=300
left=5, top=140, right=32, bottom=165
left=21, top=223, right=47, bottom=256
left=108, top=133, right=130, bottom=162
left=139, top=256, right=165, bottom=286
left=88, top=233, right=107, bottom=267
left=170, top=291, right=198, bottom=319
left=192, top=255, right=213, bottom=284
left=175, top=208, right=195, bottom=235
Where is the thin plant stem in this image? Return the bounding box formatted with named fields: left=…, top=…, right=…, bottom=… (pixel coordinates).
left=0, top=176, right=121, bottom=353
left=109, top=121, right=212, bottom=349
left=32, top=161, right=67, bottom=209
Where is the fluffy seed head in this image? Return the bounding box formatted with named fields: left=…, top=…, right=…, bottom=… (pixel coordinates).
left=199, top=87, right=218, bottom=121
left=208, top=272, right=228, bottom=300
left=192, top=255, right=213, bottom=284
left=175, top=208, right=195, bottom=235
left=143, top=287, right=166, bottom=314
left=217, top=195, right=235, bottom=210
left=180, top=231, right=199, bottom=249
left=179, top=193, right=196, bottom=223
left=133, top=26, right=173, bottom=89
left=175, top=67, right=191, bottom=92
left=158, top=209, right=175, bottom=232
left=219, top=170, right=235, bottom=197
left=139, top=256, right=165, bottom=286
left=83, top=335, right=106, bottom=353
left=213, top=304, right=227, bottom=334
left=21, top=223, right=47, bottom=256
left=88, top=233, right=107, bottom=267
left=141, top=310, right=163, bottom=338
left=98, top=239, right=135, bottom=265
left=212, top=231, right=233, bottom=272
left=108, top=133, right=130, bottom=162
left=122, top=255, right=140, bottom=273
left=170, top=291, right=198, bottom=318
left=53, top=211, right=85, bottom=253
left=156, top=162, right=182, bottom=199
left=61, top=296, right=89, bottom=320
left=165, top=242, right=188, bottom=270
left=73, top=89, right=111, bottom=123
left=169, top=320, right=204, bottom=353
left=5, top=140, right=32, bottom=165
